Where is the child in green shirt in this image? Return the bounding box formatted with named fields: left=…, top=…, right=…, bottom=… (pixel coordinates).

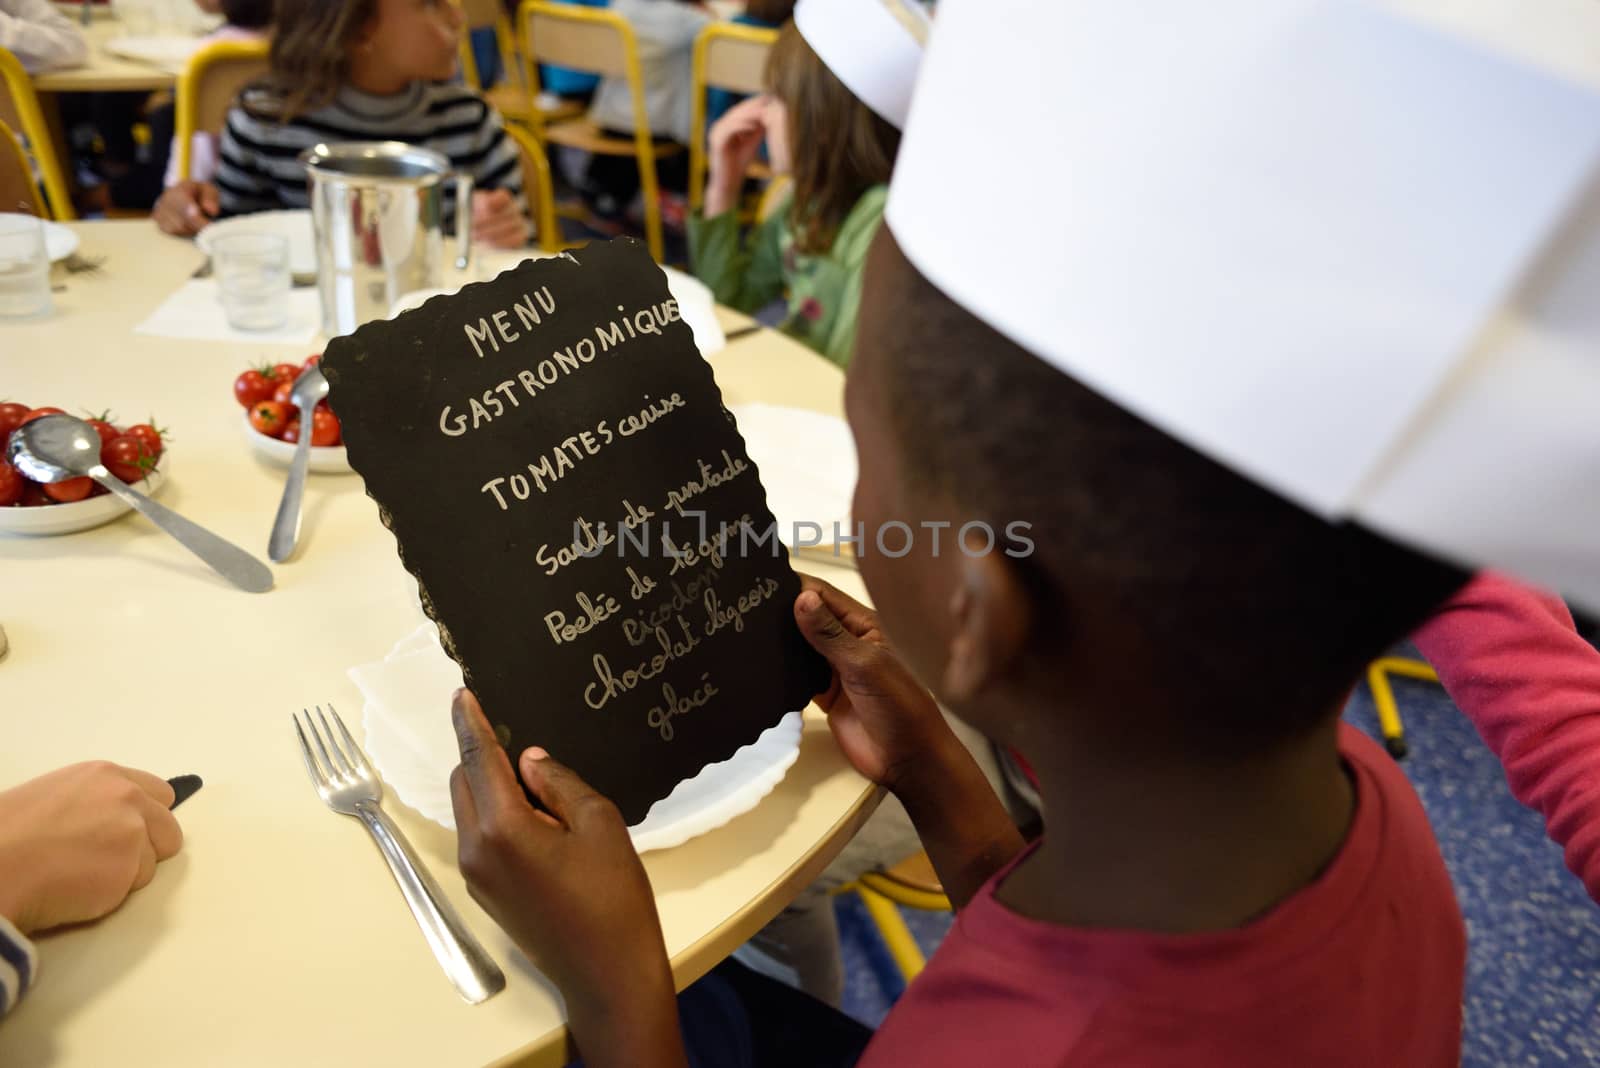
left=688, top=21, right=901, bottom=368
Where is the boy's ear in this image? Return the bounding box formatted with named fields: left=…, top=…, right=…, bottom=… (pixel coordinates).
left=939, top=546, right=1033, bottom=705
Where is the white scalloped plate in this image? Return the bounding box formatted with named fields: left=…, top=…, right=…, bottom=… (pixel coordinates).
left=0, top=465, right=168, bottom=536
left=352, top=626, right=803, bottom=853
left=241, top=412, right=353, bottom=473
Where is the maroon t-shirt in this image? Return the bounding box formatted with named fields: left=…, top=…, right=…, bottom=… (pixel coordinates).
left=860, top=723, right=1465, bottom=1066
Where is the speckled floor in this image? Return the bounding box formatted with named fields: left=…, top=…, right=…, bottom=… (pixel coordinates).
left=835, top=670, right=1600, bottom=1064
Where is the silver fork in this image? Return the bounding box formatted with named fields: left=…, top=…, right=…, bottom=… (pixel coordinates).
left=293, top=704, right=506, bottom=1003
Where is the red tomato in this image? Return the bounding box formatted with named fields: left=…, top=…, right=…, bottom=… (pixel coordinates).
left=0, top=403, right=30, bottom=440
left=249, top=401, right=291, bottom=439
left=42, top=476, right=93, bottom=503
left=310, top=408, right=341, bottom=447
left=270, top=362, right=301, bottom=384
left=0, top=462, right=23, bottom=506
left=124, top=423, right=164, bottom=459
left=19, top=482, right=50, bottom=507
left=303, top=353, right=321, bottom=370
left=19, top=406, right=65, bottom=427
left=85, top=418, right=120, bottom=447
left=272, top=379, right=298, bottom=409
left=281, top=418, right=301, bottom=444
left=234, top=369, right=275, bottom=409
left=101, top=436, right=156, bottom=482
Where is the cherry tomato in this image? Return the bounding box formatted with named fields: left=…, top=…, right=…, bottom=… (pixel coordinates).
left=43, top=476, right=93, bottom=503
left=124, top=423, right=164, bottom=459
left=303, top=353, right=321, bottom=370
left=270, top=362, right=301, bottom=384
left=310, top=408, right=341, bottom=447
left=234, top=369, right=275, bottom=409
left=0, top=403, right=30, bottom=440
left=249, top=400, right=291, bottom=439
left=272, top=378, right=298, bottom=409
left=84, top=418, right=120, bottom=447
left=19, top=406, right=65, bottom=427
left=0, top=462, right=23, bottom=506
left=101, top=436, right=156, bottom=483
left=281, top=418, right=301, bottom=444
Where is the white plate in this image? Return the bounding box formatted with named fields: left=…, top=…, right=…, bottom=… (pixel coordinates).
left=43, top=220, right=78, bottom=263
left=0, top=466, right=168, bottom=536
left=241, top=412, right=352, bottom=473
left=198, top=210, right=317, bottom=276
left=351, top=627, right=804, bottom=853
left=728, top=404, right=857, bottom=548
left=102, top=34, right=204, bottom=73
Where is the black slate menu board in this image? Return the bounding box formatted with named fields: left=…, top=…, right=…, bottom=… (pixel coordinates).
left=321, top=239, right=829, bottom=825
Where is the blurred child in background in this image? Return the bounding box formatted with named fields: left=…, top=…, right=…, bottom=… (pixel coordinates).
left=0, top=0, right=87, bottom=72
left=153, top=0, right=527, bottom=248
left=690, top=0, right=922, bottom=367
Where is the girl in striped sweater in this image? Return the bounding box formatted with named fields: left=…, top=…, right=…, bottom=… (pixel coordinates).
left=153, top=0, right=528, bottom=249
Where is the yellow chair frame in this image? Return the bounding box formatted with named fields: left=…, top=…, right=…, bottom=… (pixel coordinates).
left=500, top=121, right=561, bottom=252
left=174, top=39, right=271, bottom=182
left=517, top=0, right=672, bottom=261
left=687, top=22, right=777, bottom=215
left=0, top=119, right=46, bottom=216
left=460, top=2, right=587, bottom=136
left=1366, top=656, right=1440, bottom=759
left=0, top=46, right=73, bottom=220
left=840, top=853, right=952, bottom=985
left=459, top=6, right=519, bottom=93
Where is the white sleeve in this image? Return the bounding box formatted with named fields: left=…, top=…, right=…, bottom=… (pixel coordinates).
left=0, top=0, right=89, bottom=73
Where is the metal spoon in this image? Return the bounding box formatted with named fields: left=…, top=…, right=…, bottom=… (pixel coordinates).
left=268, top=365, right=329, bottom=563
left=9, top=415, right=274, bottom=593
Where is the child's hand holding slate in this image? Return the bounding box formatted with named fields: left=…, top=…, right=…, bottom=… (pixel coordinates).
left=449, top=689, right=686, bottom=1066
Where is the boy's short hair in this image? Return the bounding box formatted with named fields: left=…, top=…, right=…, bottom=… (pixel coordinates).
left=865, top=230, right=1470, bottom=749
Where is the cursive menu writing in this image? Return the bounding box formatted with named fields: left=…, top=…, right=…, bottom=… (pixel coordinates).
left=321, top=240, right=828, bottom=825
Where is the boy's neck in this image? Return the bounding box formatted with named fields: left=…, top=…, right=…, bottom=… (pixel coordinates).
left=996, top=714, right=1354, bottom=934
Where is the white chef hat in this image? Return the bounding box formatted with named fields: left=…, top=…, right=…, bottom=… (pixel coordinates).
left=886, top=0, right=1600, bottom=610
left=794, top=0, right=929, bottom=129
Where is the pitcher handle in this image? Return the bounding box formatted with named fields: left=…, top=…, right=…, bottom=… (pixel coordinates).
left=454, top=172, right=475, bottom=272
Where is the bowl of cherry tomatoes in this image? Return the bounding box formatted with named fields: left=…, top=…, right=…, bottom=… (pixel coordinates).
left=0, top=403, right=169, bottom=536
left=236, top=355, right=353, bottom=475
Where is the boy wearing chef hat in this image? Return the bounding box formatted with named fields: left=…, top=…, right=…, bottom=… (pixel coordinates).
left=447, top=0, right=1600, bottom=1063
left=689, top=0, right=928, bottom=367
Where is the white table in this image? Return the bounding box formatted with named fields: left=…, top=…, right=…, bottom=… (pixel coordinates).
left=32, top=17, right=198, bottom=93
left=0, top=220, right=879, bottom=1066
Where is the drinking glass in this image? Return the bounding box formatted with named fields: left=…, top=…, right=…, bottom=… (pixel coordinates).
left=213, top=232, right=290, bottom=332
left=0, top=214, right=52, bottom=320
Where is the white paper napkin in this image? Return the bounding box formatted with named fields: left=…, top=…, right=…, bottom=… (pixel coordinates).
left=350, top=624, right=804, bottom=851
left=135, top=279, right=321, bottom=345
left=728, top=404, right=857, bottom=546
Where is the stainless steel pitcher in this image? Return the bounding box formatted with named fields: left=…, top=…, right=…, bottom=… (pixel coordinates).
left=300, top=142, right=473, bottom=336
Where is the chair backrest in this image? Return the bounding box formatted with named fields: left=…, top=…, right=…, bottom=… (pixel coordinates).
left=500, top=121, right=561, bottom=252
left=0, top=47, right=73, bottom=219
left=520, top=0, right=634, bottom=78
left=459, top=0, right=519, bottom=91
left=174, top=38, right=270, bottom=182
left=699, top=22, right=774, bottom=96
left=687, top=23, right=777, bottom=213
left=0, top=119, right=45, bottom=216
